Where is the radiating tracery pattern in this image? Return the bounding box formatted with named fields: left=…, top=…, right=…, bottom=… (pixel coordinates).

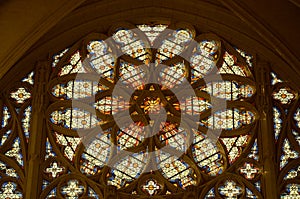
left=39, top=23, right=263, bottom=198
left=2, top=21, right=299, bottom=199
left=7, top=22, right=300, bottom=198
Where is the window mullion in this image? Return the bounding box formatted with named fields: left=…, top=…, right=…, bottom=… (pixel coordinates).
left=25, top=61, right=49, bottom=199
left=256, top=58, right=278, bottom=199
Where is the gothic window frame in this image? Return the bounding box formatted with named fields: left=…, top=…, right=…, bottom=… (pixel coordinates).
left=0, top=21, right=299, bottom=199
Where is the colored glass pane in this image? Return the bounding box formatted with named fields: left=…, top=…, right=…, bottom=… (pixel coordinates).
left=273, top=87, right=295, bottom=104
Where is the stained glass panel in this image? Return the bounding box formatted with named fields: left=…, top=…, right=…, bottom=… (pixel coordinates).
left=273, top=107, right=282, bottom=140
left=190, top=40, right=219, bottom=82
left=235, top=48, right=253, bottom=67
left=141, top=179, right=161, bottom=195
left=192, top=132, right=223, bottom=175
left=239, top=162, right=260, bottom=180
left=22, top=106, right=31, bottom=141
left=5, top=138, right=23, bottom=166
left=59, top=51, right=86, bottom=76
left=87, top=40, right=116, bottom=81
left=178, top=96, right=211, bottom=115
left=202, top=81, right=255, bottom=100
left=156, top=28, right=193, bottom=62
left=220, top=51, right=250, bottom=76
left=54, top=133, right=81, bottom=161
left=61, top=180, right=84, bottom=198
left=119, top=61, right=145, bottom=89
left=1, top=106, right=10, bottom=128
left=202, top=109, right=255, bottom=130
left=22, top=71, right=34, bottom=85
left=0, top=182, right=22, bottom=199
left=81, top=133, right=110, bottom=175
left=280, top=139, right=299, bottom=169
left=281, top=184, right=300, bottom=199
left=50, top=108, right=99, bottom=130
left=284, top=165, right=300, bottom=180
left=248, top=139, right=259, bottom=160
left=271, top=72, right=283, bottom=85
left=218, top=180, right=242, bottom=198
left=294, top=108, right=300, bottom=128
left=292, top=130, right=300, bottom=145
left=137, top=24, right=167, bottom=45
left=10, top=87, right=31, bottom=104
left=108, top=152, right=147, bottom=188
left=221, top=135, right=251, bottom=163
left=117, top=122, right=144, bottom=150
left=273, top=87, right=295, bottom=104
left=160, top=62, right=186, bottom=89
left=45, top=162, right=64, bottom=178
left=52, top=80, right=108, bottom=99
left=52, top=48, right=69, bottom=67
left=113, top=29, right=149, bottom=62
left=157, top=151, right=196, bottom=188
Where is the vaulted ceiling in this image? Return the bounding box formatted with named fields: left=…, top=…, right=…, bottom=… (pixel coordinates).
left=0, top=0, right=300, bottom=88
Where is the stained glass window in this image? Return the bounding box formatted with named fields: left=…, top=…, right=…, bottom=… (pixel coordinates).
left=0, top=22, right=298, bottom=198
left=41, top=23, right=261, bottom=198
left=0, top=71, right=34, bottom=198
left=271, top=71, right=300, bottom=198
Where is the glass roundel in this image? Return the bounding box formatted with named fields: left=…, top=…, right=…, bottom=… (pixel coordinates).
left=48, top=24, right=257, bottom=191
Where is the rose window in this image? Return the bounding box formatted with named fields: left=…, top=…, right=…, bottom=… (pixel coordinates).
left=11, top=21, right=300, bottom=198
left=45, top=23, right=258, bottom=195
